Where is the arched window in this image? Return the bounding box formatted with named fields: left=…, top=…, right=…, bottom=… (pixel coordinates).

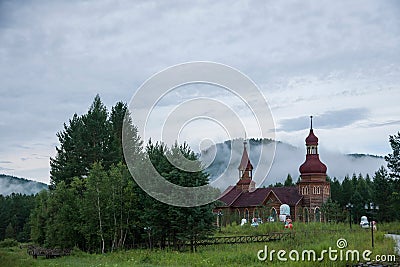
left=245, top=209, right=250, bottom=221
left=254, top=208, right=260, bottom=218
left=304, top=208, right=309, bottom=223
left=324, top=186, right=329, bottom=195
left=305, top=186, right=309, bottom=195
left=302, top=186, right=309, bottom=195
left=313, top=186, right=320, bottom=194
left=235, top=209, right=241, bottom=224
left=315, top=207, right=321, bottom=222
left=271, top=208, right=277, bottom=222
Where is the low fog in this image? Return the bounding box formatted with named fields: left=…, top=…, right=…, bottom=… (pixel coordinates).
left=203, top=139, right=386, bottom=190
left=0, top=175, right=48, bottom=196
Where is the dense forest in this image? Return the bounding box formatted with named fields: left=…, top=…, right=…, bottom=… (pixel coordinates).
left=269, top=166, right=400, bottom=223
left=29, top=95, right=214, bottom=253
left=0, top=95, right=399, bottom=253
left=0, top=193, right=35, bottom=242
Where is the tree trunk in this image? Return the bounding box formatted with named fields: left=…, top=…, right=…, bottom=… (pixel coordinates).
left=96, top=186, right=105, bottom=254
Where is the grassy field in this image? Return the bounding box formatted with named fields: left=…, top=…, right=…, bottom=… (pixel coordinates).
left=1, top=222, right=399, bottom=267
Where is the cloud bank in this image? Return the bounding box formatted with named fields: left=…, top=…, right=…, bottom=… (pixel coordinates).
left=0, top=1, right=399, bottom=182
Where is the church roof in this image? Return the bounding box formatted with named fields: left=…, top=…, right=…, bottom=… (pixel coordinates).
left=238, top=144, right=253, bottom=171
left=218, top=186, right=242, bottom=206
left=305, top=116, right=318, bottom=145
left=229, top=188, right=271, bottom=207
left=300, top=122, right=327, bottom=174
left=236, top=178, right=252, bottom=185
left=218, top=186, right=302, bottom=208
left=299, top=154, right=327, bottom=174
left=271, top=187, right=303, bottom=205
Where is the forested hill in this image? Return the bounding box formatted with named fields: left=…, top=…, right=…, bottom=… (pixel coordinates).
left=0, top=174, right=48, bottom=196
left=203, top=138, right=386, bottom=189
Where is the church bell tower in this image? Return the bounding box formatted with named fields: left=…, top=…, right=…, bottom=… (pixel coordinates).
left=236, top=140, right=255, bottom=192
left=298, top=116, right=330, bottom=219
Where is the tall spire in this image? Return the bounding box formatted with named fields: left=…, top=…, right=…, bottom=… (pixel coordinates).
left=300, top=117, right=327, bottom=174
left=305, top=116, right=318, bottom=146
left=238, top=139, right=253, bottom=178
left=236, top=139, right=255, bottom=192
left=239, top=140, right=251, bottom=171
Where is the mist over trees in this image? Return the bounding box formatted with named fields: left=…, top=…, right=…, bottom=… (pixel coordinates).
left=324, top=168, right=399, bottom=223
left=204, top=138, right=386, bottom=189
left=0, top=94, right=399, bottom=253
left=320, top=131, right=400, bottom=223
left=0, top=175, right=47, bottom=196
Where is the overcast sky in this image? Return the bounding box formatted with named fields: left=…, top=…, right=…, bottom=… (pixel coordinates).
left=0, top=0, right=399, bottom=184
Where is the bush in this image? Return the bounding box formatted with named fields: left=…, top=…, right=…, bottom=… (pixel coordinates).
left=0, top=238, right=18, bottom=248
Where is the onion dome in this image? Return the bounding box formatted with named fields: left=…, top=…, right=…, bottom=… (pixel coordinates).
left=299, top=116, right=327, bottom=175
left=299, top=154, right=327, bottom=174
left=305, top=129, right=318, bottom=145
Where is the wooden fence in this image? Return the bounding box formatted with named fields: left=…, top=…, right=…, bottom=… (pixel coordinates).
left=194, top=231, right=294, bottom=246
left=27, top=245, right=72, bottom=259
left=26, top=231, right=295, bottom=256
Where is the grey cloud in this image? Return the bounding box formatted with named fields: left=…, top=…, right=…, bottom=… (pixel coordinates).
left=366, top=120, right=400, bottom=128
left=277, top=108, right=369, bottom=132
left=0, top=0, right=399, bottom=181
left=0, top=166, right=14, bottom=171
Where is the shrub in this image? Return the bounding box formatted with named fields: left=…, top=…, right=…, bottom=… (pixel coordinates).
left=0, top=238, right=18, bottom=248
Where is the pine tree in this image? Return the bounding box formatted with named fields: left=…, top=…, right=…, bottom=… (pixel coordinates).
left=30, top=190, right=49, bottom=245
left=373, top=166, right=393, bottom=222
left=5, top=223, right=14, bottom=239
left=109, top=102, right=128, bottom=165
left=43, top=95, right=146, bottom=251
left=143, top=141, right=215, bottom=250
left=384, top=132, right=400, bottom=218
left=50, top=95, right=114, bottom=188
left=330, top=177, right=342, bottom=203
left=340, top=175, right=353, bottom=207
left=321, top=198, right=341, bottom=223
left=50, top=114, right=86, bottom=187
left=45, top=181, right=82, bottom=249
left=385, top=132, right=400, bottom=179
left=284, top=174, right=294, bottom=186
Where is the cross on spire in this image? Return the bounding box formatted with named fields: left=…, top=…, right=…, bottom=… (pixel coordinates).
left=310, top=115, right=313, bottom=130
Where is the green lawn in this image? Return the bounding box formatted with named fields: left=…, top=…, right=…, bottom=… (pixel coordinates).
left=1, top=222, right=398, bottom=267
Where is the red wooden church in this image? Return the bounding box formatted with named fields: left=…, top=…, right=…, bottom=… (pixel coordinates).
left=216, top=117, right=330, bottom=223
